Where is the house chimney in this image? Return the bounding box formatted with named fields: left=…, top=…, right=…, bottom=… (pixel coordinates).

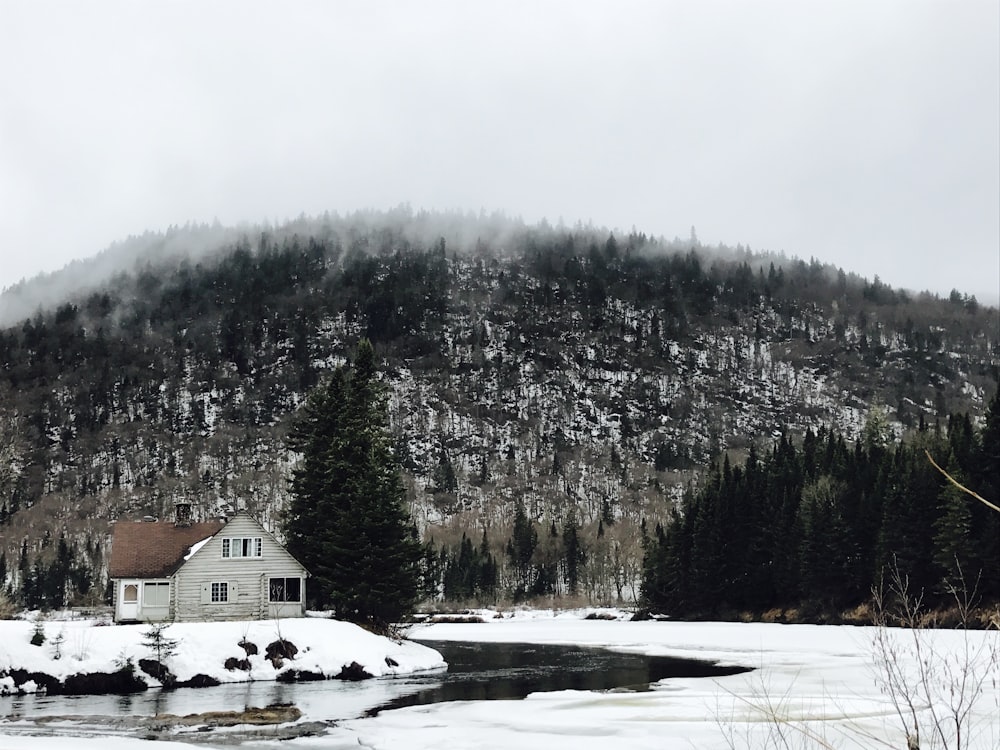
left=174, top=502, right=192, bottom=527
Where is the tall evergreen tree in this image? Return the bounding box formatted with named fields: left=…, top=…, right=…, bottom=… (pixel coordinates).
left=284, top=339, right=422, bottom=631
left=562, top=512, right=585, bottom=596
left=507, top=500, right=538, bottom=598
left=932, top=455, right=976, bottom=586
left=970, top=389, right=1000, bottom=599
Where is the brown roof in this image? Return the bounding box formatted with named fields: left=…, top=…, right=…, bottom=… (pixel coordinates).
left=108, top=520, right=226, bottom=579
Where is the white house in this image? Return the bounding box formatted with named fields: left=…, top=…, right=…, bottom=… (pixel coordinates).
left=108, top=504, right=308, bottom=623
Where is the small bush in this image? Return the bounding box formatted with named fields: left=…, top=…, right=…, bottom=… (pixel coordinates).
left=71, top=630, right=93, bottom=660
left=335, top=661, right=373, bottom=681
left=224, top=656, right=251, bottom=671
left=114, top=649, right=134, bottom=673
left=265, top=639, right=298, bottom=661
left=30, top=621, right=45, bottom=647
left=50, top=630, right=65, bottom=660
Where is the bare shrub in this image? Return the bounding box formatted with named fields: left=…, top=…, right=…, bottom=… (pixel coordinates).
left=716, top=668, right=838, bottom=750
left=870, top=562, right=999, bottom=750
left=70, top=629, right=93, bottom=660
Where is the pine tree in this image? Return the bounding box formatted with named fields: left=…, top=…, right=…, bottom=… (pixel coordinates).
left=142, top=622, right=180, bottom=664
left=970, top=390, right=1000, bottom=599
left=562, top=512, right=585, bottom=596
left=285, top=367, right=347, bottom=607
left=478, top=530, right=498, bottom=602
left=284, top=339, right=422, bottom=631
left=507, top=500, right=537, bottom=598
left=432, top=443, right=458, bottom=494
left=933, top=455, right=976, bottom=586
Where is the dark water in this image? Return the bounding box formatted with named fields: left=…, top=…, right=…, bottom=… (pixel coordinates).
left=0, top=641, right=750, bottom=724
left=369, top=639, right=752, bottom=715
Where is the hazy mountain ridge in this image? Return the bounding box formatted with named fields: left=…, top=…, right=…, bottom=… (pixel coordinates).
left=0, top=211, right=996, bottom=605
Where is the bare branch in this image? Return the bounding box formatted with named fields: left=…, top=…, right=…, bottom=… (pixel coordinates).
left=925, top=450, right=1000, bottom=514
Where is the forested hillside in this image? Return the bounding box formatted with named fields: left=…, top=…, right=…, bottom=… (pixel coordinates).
left=0, top=210, right=996, bottom=612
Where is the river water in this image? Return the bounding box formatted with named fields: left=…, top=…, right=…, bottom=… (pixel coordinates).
left=1, top=640, right=750, bottom=725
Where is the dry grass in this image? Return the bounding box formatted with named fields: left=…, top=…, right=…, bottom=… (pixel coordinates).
left=427, top=614, right=486, bottom=624
left=839, top=601, right=874, bottom=625
left=758, top=607, right=801, bottom=623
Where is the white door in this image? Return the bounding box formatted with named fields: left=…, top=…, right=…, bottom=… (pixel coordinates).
left=119, top=581, right=140, bottom=621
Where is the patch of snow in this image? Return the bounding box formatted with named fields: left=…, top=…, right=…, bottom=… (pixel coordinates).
left=0, top=618, right=444, bottom=690
left=182, top=537, right=211, bottom=561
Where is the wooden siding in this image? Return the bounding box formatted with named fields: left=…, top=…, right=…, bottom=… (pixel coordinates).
left=172, top=514, right=307, bottom=622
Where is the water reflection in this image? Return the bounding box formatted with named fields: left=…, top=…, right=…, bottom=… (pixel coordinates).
left=368, top=640, right=750, bottom=715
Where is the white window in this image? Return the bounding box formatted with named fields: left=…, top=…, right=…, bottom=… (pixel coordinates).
left=143, top=582, right=169, bottom=607
left=211, top=581, right=229, bottom=602
left=221, top=537, right=262, bottom=559
left=268, top=577, right=302, bottom=603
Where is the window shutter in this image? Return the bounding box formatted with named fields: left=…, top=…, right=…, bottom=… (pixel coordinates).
left=200, top=583, right=210, bottom=604
left=229, top=581, right=239, bottom=601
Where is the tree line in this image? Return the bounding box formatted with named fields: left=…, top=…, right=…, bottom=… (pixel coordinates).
left=641, top=393, right=1000, bottom=618
left=419, top=504, right=593, bottom=604
left=2, top=532, right=94, bottom=610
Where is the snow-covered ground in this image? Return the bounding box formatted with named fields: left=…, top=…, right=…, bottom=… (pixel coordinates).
left=0, top=616, right=445, bottom=690
left=337, top=610, right=1000, bottom=750
left=1, top=609, right=998, bottom=749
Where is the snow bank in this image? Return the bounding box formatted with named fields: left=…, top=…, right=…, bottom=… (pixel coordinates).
left=412, top=609, right=869, bottom=668
left=2, top=611, right=997, bottom=750
left=0, top=617, right=445, bottom=692
left=375, top=612, right=999, bottom=750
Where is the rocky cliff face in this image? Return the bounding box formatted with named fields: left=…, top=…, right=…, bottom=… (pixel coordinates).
left=0, top=212, right=996, bottom=603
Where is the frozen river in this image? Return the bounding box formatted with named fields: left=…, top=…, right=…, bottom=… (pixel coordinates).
left=1, top=612, right=998, bottom=749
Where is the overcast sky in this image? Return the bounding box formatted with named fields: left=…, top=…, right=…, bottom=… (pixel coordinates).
left=1, top=1, right=998, bottom=303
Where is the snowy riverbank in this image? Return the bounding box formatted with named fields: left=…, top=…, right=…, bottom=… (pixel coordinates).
left=370, top=608, right=1000, bottom=750
left=1, top=609, right=997, bottom=749
left=0, top=616, right=445, bottom=693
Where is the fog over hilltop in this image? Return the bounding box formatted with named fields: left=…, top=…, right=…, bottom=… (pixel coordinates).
left=2, top=3, right=997, bottom=313
left=2, top=210, right=995, bottom=329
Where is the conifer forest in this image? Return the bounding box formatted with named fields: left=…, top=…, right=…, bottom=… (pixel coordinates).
left=0, top=210, right=996, bottom=620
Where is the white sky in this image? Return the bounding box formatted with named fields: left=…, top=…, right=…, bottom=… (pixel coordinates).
left=1, top=1, right=998, bottom=302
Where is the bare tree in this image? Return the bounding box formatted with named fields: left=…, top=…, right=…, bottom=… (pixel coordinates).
left=870, top=562, right=998, bottom=750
